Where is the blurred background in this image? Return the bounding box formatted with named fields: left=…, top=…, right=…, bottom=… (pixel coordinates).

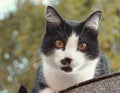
left=0, top=0, right=120, bottom=93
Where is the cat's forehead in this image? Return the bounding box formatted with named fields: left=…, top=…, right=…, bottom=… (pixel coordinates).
left=65, top=20, right=81, bottom=26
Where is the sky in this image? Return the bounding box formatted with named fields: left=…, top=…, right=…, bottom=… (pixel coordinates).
left=0, top=0, right=54, bottom=19
left=0, top=0, right=17, bottom=19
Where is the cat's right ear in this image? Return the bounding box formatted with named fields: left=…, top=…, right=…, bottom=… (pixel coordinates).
left=85, top=11, right=102, bottom=30
left=45, top=6, right=62, bottom=27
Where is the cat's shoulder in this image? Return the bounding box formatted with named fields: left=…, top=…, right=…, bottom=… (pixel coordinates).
left=95, top=52, right=110, bottom=77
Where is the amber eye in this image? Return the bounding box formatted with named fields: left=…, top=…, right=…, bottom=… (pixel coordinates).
left=55, top=40, right=64, bottom=48
left=78, top=43, right=87, bottom=51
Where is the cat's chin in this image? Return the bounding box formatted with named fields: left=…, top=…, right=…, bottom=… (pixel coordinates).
left=61, top=66, right=73, bottom=73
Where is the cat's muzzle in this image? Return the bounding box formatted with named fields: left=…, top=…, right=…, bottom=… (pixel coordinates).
left=60, top=57, right=73, bottom=72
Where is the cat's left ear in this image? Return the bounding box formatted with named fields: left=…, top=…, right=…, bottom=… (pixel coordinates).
left=85, top=11, right=102, bottom=30
left=45, top=6, right=62, bottom=26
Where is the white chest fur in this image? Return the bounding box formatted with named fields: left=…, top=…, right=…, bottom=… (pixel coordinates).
left=43, top=58, right=99, bottom=92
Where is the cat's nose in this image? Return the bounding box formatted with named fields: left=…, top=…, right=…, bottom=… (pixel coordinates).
left=61, top=57, right=72, bottom=65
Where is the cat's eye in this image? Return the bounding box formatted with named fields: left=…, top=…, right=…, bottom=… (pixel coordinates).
left=55, top=40, right=64, bottom=48
left=78, top=43, right=87, bottom=51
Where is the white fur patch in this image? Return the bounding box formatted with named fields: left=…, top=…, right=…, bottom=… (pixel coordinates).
left=65, top=33, right=78, bottom=51
left=41, top=33, right=100, bottom=92
left=39, top=88, right=54, bottom=93
left=43, top=57, right=99, bottom=92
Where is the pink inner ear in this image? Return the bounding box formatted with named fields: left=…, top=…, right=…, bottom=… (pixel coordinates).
left=46, top=8, right=61, bottom=24
left=85, top=11, right=101, bottom=30
left=85, top=15, right=100, bottom=30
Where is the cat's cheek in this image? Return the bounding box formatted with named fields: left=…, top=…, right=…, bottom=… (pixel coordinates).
left=71, top=53, right=86, bottom=69
left=54, top=49, right=65, bottom=65
left=41, top=53, right=57, bottom=68
left=71, top=60, right=84, bottom=71
left=42, top=49, right=64, bottom=69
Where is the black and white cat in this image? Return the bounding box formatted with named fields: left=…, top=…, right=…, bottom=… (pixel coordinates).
left=31, top=6, right=109, bottom=93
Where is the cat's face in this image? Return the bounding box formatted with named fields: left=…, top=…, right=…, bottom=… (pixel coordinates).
left=41, top=6, right=101, bottom=73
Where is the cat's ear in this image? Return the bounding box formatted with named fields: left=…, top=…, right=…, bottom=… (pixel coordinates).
left=85, top=11, right=102, bottom=30
left=45, top=6, right=62, bottom=26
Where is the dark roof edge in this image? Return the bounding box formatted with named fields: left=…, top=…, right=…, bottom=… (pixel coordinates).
left=60, top=72, right=120, bottom=93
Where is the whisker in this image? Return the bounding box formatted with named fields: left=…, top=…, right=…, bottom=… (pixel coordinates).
left=14, top=49, right=41, bottom=77
left=19, top=68, right=35, bottom=80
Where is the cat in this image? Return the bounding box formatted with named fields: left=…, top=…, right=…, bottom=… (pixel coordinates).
left=30, top=6, right=110, bottom=93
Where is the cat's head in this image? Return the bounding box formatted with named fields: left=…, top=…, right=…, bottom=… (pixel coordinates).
left=41, top=6, right=101, bottom=73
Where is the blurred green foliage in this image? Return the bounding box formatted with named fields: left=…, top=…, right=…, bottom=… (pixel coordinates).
left=0, top=0, right=120, bottom=92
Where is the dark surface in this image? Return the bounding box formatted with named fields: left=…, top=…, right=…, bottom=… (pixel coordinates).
left=60, top=72, right=120, bottom=93
left=19, top=85, right=28, bottom=93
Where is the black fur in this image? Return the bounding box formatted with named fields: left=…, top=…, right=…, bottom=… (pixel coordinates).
left=31, top=63, right=48, bottom=93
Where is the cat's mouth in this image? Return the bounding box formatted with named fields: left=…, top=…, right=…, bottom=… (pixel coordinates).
left=61, top=66, right=72, bottom=72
